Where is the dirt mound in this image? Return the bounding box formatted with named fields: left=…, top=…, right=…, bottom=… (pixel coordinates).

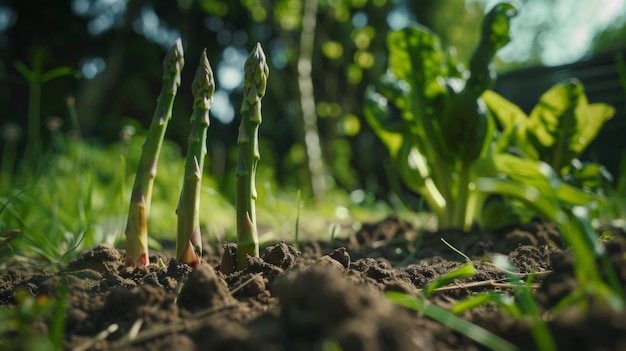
left=1, top=216, right=625, bottom=350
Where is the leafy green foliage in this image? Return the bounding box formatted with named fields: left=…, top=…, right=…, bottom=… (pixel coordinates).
left=364, top=3, right=518, bottom=230
left=476, top=78, right=615, bottom=229
left=365, top=2, right=617, bottom=237
left=0, top=139, right=125, bottom=268
left=365, top=3, right=623, bottom=315
left=0, top=126, right=197, bottom=270
left=483, top=79, right=615, bottom=176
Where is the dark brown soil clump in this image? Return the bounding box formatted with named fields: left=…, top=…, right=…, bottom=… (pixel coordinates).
left=1, top=215, right=625, bottom=350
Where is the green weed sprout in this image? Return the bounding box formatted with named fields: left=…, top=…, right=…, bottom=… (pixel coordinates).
left=236, top=43, right=269, bottom=269
left=451, top=256, right=557, bottom=351
left=124, top=39, right=184, bottom=266
left=422, top=238, right=476, bottom=296
left=176, top=49, right=215, bottom=266
left=390, top=240, right=552, bottom=351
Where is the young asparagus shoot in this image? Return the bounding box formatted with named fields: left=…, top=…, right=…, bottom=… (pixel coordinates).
left=176, top=49, right=215, bottom=266
left=236, top=43, right=269, bottom=270
left=124, top=39, right=184, bottom=266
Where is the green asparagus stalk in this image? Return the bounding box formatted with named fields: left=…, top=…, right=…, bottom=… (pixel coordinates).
left=236, top=43, right=269, bottom=270
left=124, top=39, right=184, bottom=266
left=176, top=49, right=215, bottom=266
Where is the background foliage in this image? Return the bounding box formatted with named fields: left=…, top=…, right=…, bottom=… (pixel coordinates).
left=1, top=0, right=624, bottom=204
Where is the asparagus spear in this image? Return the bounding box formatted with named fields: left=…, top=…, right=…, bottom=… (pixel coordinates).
left=176, top=49, right=215, bottom=266
left=236, top=43, right=269, bottom=269
left=124, top=39, right=184, bottom=266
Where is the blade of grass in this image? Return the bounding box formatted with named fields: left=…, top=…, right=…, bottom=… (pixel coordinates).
left=423, top=238, right=476, bottom=296
left=450, top=292, right=522, bottom=317
left=492, top=255, right=557, bottom=351
left=478, top=176, right=625, bottom=309
left=386, top=291, right=518, bottom=351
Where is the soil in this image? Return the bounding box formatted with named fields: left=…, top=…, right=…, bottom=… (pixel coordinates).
left=2, top=214, right=626, bottom=351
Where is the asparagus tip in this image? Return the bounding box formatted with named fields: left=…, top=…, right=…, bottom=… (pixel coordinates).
left=163, top=38, right=185, bottom=75
left=191, top=49, right=215, bottom=108
left=244, top=43, right=269, bottom=100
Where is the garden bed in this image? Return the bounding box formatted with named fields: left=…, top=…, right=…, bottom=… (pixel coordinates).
left=2, top=214, right=625, bottom=350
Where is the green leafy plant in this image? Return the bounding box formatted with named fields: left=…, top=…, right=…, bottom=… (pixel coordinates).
left=482, top=79, right=614, bottom=178
left=364, top=3, right=518, bottom=230
left=175, top=49, right=215, bottom=266
left=235, top=43, right=269, bottom=270
left=462, top=87, right=624, bottom=305
left=364, top=2, right=617, bottom=236
left=124, top=39, right=184, bottom=266
left=475, top=79, right=615, bottom=229
left=366, top=2, right=624, bottom=327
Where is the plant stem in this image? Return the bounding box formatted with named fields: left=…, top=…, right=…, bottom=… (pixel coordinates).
left=452, top=166, right=472, bottom=230
left=236, top=43, right=269, bottom=270
left=176, top=49, right=214, bottom=266
left=124, top=39, right=184, bottom=266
